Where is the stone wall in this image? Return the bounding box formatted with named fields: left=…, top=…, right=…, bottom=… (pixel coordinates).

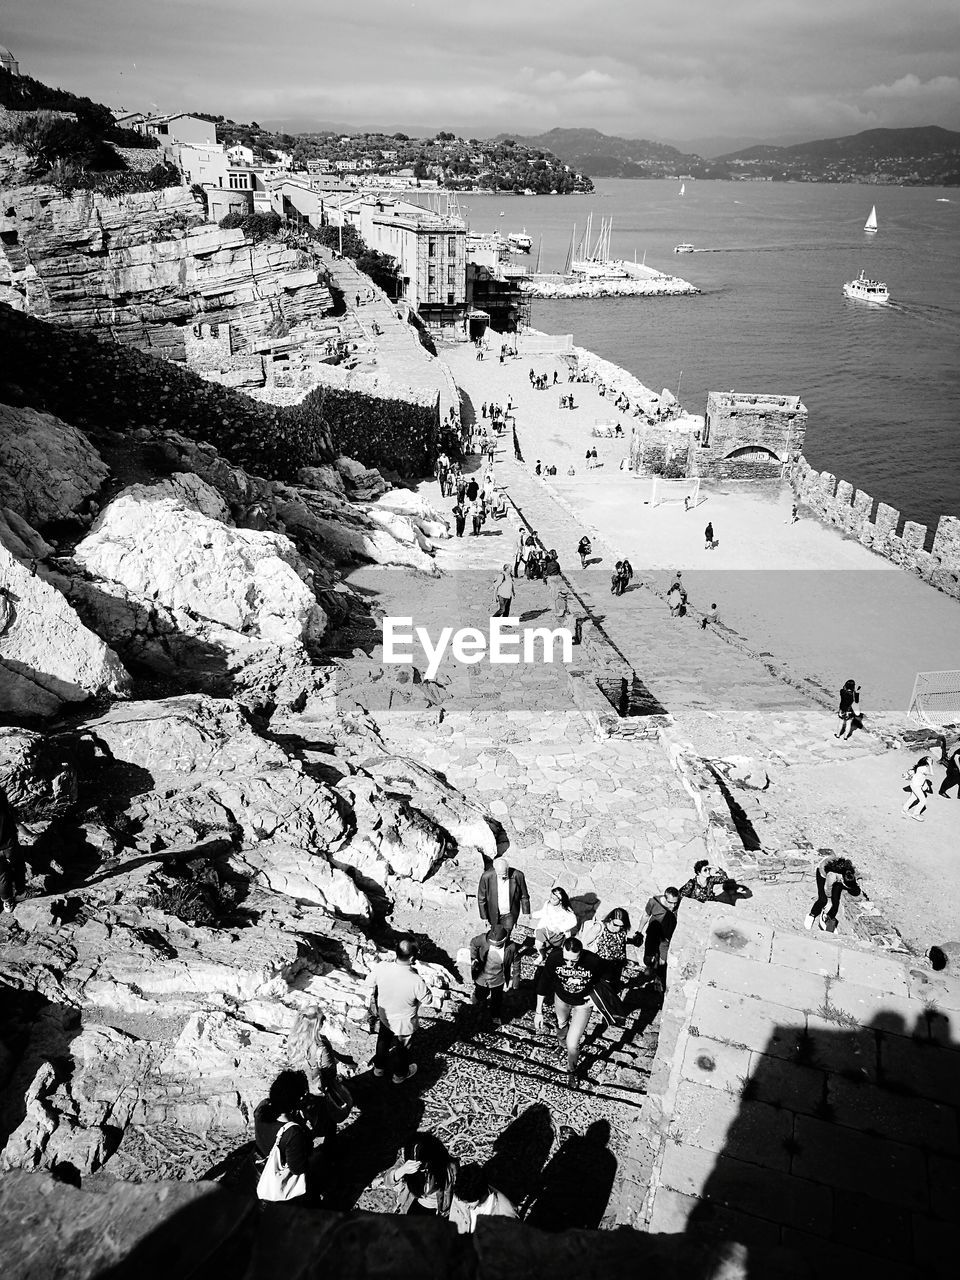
left=689, top=391, right=807, bottom=480
left=793, top=456, right=960, bottom=600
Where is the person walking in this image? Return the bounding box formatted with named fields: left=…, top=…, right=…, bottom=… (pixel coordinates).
left=254, top=1070, right=314, bottom=1204
left=577, top=535, right=592, bottom=569
left=493, top=564, right=514, bottom=617
left=477, top=858, right=530, bottom=932
left=389, top=1133, right=459, bottom=1218
left=620, top=558, right=633, bottom=591
left=804, top=855, right=860, bottom=930
left=452, top=500, right=466, bottom=538
left=534, top=937, right=602, bottom=1086
left=939, top=743, right=960, bottom=798
left=589, top=908, right=632, bottom=994
left=466, top=477, right=479, bottom=502
left=704, top=521, right=715, bottom=550
left=367, top=938, right=433, bottom=1084
left=612, top=562, right=624, bottom=596
left=0, top=786, right=25, bottom=914
left=469, top=922, right=518, bottom=1028
left=902, top=755, right=935, bottom=821
left=469, top=499, right=483, bottom=537
left=638, top=888, right=681, bottom=990
left=834, top=679, right=861, bottom=739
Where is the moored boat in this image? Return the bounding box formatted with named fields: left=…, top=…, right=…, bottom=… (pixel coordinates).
left=843, top=269, right=889, bottom=304
left=508, top=227, right=533, bottom=252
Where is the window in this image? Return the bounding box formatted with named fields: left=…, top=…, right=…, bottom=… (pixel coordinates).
left=428, top=237, right=437, bottom=256
left=228, top=173, right=249, bottom=190
left=447, top=265, right=456, bottom=285
left=448, top=236, right=457, bottom=257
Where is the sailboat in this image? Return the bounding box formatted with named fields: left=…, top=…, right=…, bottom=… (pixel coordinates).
left=864, top=206, right=878, bottom=234
left=679, top=182, right=685, bottom=197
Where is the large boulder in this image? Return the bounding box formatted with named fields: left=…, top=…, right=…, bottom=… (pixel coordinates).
left=82, top=695, right=287, bottom=779
left=0, top=403, right=109, bottom=527
left=356, top=755, right=501, bottom=861
left=0, top=508, right=54, bottom=564
left=0, top=542, right=130, bottom=720
left=71, top=485, right=328, bottom=672
left=334, top=774, right=452, bottom=884
left=236, top=842, right=371, bottom=919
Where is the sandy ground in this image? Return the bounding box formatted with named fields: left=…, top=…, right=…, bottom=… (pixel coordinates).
left=448, top=335, right=960, bottom=712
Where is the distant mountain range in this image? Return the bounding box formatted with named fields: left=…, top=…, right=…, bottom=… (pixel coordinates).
left=504, top=125, right=960, bottom=185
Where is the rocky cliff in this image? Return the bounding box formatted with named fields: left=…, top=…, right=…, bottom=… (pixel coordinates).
left=0, top=185, right=335, bottom=361
left=0, top=378, right=484, bottom=1185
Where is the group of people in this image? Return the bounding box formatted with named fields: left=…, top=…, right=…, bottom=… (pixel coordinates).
left=558, top=393, right=577, bottom=410
left=610, top=559, right=634, bottom=596
left=585, top=447, right=602, bottom=469
left=513, top=527, right=561, bottom=584
left=528, top=368, right=559, bottom=391
left=534, top=460, right=559, bottom=477
left=901, top=745, right=960, bottom=821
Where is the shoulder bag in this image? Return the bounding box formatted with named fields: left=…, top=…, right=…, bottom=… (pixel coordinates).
left=256, top=1121, right=307, bottom=1202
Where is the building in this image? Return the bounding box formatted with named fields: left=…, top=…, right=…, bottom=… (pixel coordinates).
left=0, top=45, right=20, bottom=76
left=226, top=143, right=255, bottom=166
left=137, top=113, right=217, bottom=147
left=324, top=195, right=467, bottom=334
left=689, top=391, right=807, bottom=479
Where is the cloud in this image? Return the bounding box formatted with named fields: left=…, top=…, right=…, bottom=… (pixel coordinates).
left=864, top=73, right=960, bottom=102
left=5, top=0, right=960, bottom=141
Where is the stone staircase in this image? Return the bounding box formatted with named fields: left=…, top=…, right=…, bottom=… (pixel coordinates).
left=421, top=956, right=662, bottom=1110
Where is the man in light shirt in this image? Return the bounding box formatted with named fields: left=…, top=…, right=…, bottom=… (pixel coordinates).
left=367, top=938, right=433, bottom=1084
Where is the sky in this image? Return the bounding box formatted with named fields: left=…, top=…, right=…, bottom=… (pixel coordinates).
left=4, top=0, right=960, bottom=152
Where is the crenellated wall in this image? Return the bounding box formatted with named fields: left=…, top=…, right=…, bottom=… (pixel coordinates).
left=793, top=456, right=960, bottom=600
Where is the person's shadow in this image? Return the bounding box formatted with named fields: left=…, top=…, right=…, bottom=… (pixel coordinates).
left=523, top=1118, right=617, bottom=1229
left=483, top=1101, right=554, bottom=1212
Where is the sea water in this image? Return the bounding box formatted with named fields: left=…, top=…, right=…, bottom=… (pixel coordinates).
left=462, top=180, right=960, bottom=530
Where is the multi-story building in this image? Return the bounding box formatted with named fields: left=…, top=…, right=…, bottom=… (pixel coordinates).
left=327, top=196, right=467, bottom=334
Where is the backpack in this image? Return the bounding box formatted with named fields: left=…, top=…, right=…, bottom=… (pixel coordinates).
left=256, top=1121, right=307, bottom=1202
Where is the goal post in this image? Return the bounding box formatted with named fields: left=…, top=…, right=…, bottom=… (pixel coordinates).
left=650, top=476, right=701, bottom=509
left=907, top=670, right=960, bottom=729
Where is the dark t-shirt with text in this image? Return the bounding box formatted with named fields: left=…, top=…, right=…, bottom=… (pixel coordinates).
left=544, top=948, right=602, bottom=1005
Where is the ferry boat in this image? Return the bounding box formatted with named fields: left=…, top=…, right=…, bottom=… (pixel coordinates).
left=843, top=269, right=889, bottom=304
left=674, top=243, right=694, bottom=254
left=508, top=228, right=532, bottom=252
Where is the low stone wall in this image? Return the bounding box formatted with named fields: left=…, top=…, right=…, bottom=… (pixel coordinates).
left=793, top=456, right=960, bottom=600
left=0, top=1171, right=801, bottom=1280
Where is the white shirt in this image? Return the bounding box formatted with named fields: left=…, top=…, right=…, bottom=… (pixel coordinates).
left=496, top=876, right=512, bottom=917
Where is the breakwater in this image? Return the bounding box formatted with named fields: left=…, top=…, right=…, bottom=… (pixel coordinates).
left=522, top=262, right=698, bottom=300
left=794, top=456, right=960, bottom=600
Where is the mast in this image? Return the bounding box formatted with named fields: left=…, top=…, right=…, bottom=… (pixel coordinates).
left=563, top=224, right=575, bottom=275
left=535, top=235, right=542, bottom=273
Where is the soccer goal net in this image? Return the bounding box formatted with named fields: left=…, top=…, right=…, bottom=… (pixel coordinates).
left=650, top=477, right=701, bottom=508
left=907, top=670, right=960, bottom=728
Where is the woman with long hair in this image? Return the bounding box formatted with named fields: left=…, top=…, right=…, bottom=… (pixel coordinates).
left=835, top=678, right=861, bottom=740
left=286, top=1005, right=337, bottom=1093
left=390, top=1131, right=459, bottom=1217
left=804, top=855, right=860, bottom=932
left=902, top=755, right=934, bottom=821
left=592, top=907, right=631, bottom=991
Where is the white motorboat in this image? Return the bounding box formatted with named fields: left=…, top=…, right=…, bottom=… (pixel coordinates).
left=843, top=269, right=889, bottom=304
left=674, top=243, right=694, bottom=253
left=508, top=228, right=532, bottom=252
left=864, top=205, right=878, bottom=234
